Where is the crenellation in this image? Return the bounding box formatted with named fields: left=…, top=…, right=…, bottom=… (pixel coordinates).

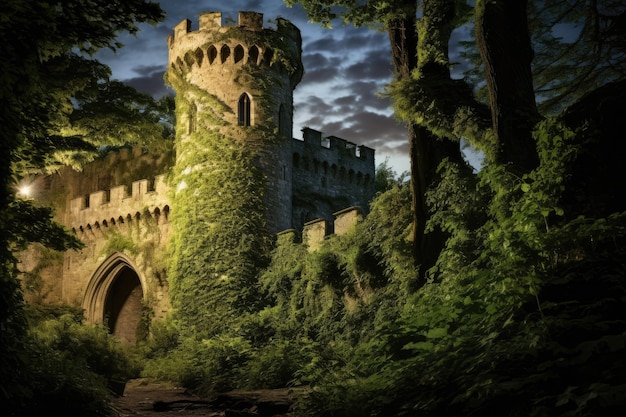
left=333, top=207, right=362, bottom=236
left=303, top=218, right=328, bottom=252
left=291, top=127, right=375, bottom=230
left=69, top=174, right=169, bottom=229
left=302, top=127, right=322, bottom=143
left=297, top=128, right=373, bottom=160
left=199, top=12, right=222, bottom=30
left=299, top=207, right=363, bottom=251
left=238, top=11, right=263, bottom=30
left=170, top=19, right=192, bottom=45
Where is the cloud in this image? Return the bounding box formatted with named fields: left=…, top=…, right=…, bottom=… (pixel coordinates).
left=343, top=49, right=393, bottom=81
left=123, top=65, right=172, bottom=98
left=95, top=0, right=413, bottom=175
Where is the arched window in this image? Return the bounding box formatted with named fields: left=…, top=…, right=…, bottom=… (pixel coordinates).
left=249, top=45, right=259, bottom=64
left=234, top=45, right=244, bottom=63
left=238, top=93, right=251, bottom=126
left=208, top=45, right=217, bottom=64
left=220, top=45, right=230, bottom=63
left=194, top=47, right=204, bottom=67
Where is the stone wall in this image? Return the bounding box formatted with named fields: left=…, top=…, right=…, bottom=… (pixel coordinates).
left=292, top=127, right=375, bottom=230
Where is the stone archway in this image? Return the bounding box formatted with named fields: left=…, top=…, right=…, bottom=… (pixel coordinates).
left=83, top=252, right=144, bottom=345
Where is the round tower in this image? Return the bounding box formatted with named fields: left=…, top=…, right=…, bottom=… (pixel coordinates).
left=164, top=11, right=303, bottom=336
left=166, top=11, right=303, bottom=233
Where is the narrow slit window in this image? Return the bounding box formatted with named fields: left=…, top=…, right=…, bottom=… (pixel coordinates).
left=188, top=102, right=197, bottom=134
left=238, top=93, right=251, bottom=126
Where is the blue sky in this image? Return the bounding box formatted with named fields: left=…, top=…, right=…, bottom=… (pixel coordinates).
left=96, top=0, right=413, bottom=175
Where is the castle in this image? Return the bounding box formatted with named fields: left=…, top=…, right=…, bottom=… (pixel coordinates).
left=18, top=11, right=375, bottom=344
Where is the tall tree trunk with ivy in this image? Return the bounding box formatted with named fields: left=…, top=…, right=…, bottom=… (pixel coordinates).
left=388, top=0, right=469, bottom=281
left=387, top=14, right=423, bottom=274
left=475, top=0, right=541, bottom=172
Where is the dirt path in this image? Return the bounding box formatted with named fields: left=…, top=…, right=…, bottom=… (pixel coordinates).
left=111, top=378, right=304, bottom=417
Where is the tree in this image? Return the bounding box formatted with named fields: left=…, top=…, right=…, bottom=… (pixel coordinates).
left=285, top=0, right=473, bottom=282
left=374, top=158, right=408, bottom=194
left=286, top=0, right=626, bottom=281
left=280, top=1, right=626, bottom=416
left=0, top=0, right=166, bottom=408
left=529, top=0, right=626, bottom=114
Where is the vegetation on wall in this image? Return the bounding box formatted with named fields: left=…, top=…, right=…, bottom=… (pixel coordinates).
left=144, top=4, right=626, bottom=417
left=163, top=21, right=302, bottom=339
left=164, top=76, right=275, bottom=337
left=19, top=245, right=64, bottom=303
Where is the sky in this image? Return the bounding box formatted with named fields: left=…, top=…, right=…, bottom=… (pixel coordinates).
left=95, top=0, right=415, bottom=175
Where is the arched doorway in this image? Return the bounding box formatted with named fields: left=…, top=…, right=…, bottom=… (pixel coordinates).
left=83, top=252, right=144, bottom=345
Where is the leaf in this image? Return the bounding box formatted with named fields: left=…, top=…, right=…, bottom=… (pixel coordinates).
left=425, top=327, right=448, bottom=339
left=404, top=341, right=434, bottom=351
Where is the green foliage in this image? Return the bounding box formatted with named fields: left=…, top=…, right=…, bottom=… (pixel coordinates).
left=3, top=305, right=142, bottom=416
left=6, top=199, right=83, bottom=252
left=143, top=334, right=252, bottom=394
left=28, top=310, right=142, bottom=382
left=374, top=158, right=408, bottom=195
left=247, top=336, right=317, bottom=389
left=293, top=115, right=626, bottom=416
left=100, top=230, right=139, bottom=256
left=167, top=104, right=274, bottom=337
left=240, top=183, right=416, bottom=401
left=1, top=1, right=165, bottom=413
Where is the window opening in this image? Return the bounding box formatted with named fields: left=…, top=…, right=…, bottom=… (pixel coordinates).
left=238, top=93, right=251, bottom=126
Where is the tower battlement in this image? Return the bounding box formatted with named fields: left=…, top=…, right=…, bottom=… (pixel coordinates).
left=168, top=11, right=301, bottom=43
left=167, top=11, right=303, bottom=83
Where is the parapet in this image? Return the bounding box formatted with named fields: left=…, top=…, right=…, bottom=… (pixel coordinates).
left=168, top=11, right=301, bottom=49
left=167, top=10, right=303, bottom=85
left=301, top=206, right=363, bottom=251
left=296, top=127, right=375, bottom=162
left=68, top=175, right=170, bottom=231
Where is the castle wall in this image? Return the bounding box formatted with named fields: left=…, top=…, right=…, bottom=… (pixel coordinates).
left=292, top=127, right=375, bottom=230
left=62, top=172, right=172, bottom=327
left=37, top=145, right=174, bottom=227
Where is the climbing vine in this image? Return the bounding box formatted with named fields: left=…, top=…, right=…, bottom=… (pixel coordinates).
left=166, top=103, right=275, bottom=337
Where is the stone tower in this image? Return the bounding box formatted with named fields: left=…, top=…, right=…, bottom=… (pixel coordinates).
left=164, top=11, right=304, bottom=335
left=166, top=11, right=303, bottom=232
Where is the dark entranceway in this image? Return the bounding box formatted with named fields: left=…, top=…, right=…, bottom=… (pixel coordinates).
left=104, top=267, right=143, bottom=345
left=83, top=252, right=144, bottom=345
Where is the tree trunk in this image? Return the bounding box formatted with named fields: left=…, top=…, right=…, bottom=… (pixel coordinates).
left=387, top=13, right=423, bottom=272
left=475, top=0, right=540, bottom=172
left=388, top=0, right=467, bottom=282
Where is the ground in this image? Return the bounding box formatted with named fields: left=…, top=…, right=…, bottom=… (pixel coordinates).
left=111, top=378, right=305, bottom=417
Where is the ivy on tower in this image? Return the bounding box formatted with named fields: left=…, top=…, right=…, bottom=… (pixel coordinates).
left=165, top=11, right=303, bottom=336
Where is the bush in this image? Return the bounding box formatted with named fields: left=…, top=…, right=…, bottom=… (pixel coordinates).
left=142, top=334, right=252, bottom=394
left=247, top=337, right=317, bottom=389
left=6, top=306, right=142, bottom=416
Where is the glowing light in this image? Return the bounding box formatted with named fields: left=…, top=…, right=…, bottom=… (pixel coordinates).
left=17, top=183, right=33, bottom=198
